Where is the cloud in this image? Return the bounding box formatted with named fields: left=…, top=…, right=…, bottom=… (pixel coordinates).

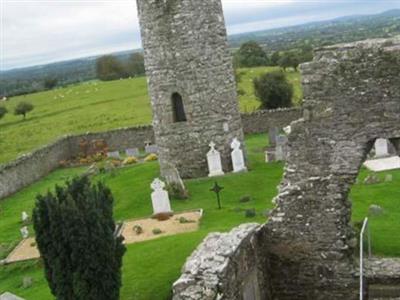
left=2, top=0, right=400, bottom=70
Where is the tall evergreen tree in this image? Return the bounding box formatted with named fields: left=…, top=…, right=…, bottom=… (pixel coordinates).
left=33, top=176, right=126, bottom=300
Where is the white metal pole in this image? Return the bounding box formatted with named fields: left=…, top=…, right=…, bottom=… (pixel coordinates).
left=360, top=217, right=368, bottom=300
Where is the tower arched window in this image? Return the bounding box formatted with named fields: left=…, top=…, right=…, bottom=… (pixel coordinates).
left=172, top=92, right=187, bottom=122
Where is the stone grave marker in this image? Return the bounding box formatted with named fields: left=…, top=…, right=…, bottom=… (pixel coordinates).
left=207, top=142, right=224, bottom=177
left=145, top=144, right=158, bottom=154
left=21, top=212, right=29, bottom=223
left=125, top=148, right=140, bottom=157
left=151, top=178, right=173, bottom=216
left=20, top=227, right=29, bottom=239
left=164, top=165, right=188, bottom=199
left=231, top=138, right=247, bottom=173
left=375, top=138, right=389, bottom=158
left=275, top=134, right=288, bottom=161
left=0, top=292, right=25, bottom=300
left=268, top=127, right=279, bottom=147
left=107, top=151, right=121, bottom=159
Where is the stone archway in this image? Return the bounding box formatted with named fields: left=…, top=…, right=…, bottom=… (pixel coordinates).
left=266, top=36, right=400, bottom=300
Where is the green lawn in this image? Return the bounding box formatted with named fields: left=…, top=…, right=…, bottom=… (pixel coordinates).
left=1, top=133, right=400, bottom=299
left=237, top=66, right=302, bottom=112
left=0, top=68, right=301, bottom=165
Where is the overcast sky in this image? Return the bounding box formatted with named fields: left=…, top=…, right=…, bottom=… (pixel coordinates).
left=1, top=0, right=400, bottom=70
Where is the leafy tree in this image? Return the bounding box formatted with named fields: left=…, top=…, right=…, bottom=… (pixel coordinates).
left=96, top=55, right=126, bottom=81
left=127, top=53, right=145, bottom=77
left=44, top=77, right=58, bottom=90
left=270, top=51, right=281, bottom=66
left=235, top=41, right=269, bottom=67
left=14, top=102, right=34, bottom=119
left=253, top=71, right=293, bottom=109
left=33, top=176, right=126, bottom=300
left=0, top=106, right=7, bottom=120
left=278, top=52, right=300, bottom=71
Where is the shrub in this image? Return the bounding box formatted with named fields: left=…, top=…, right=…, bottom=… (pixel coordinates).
left=133, top=225, right=143, bottom=235
left=144, top=153, right=158, bottom=162
left=32, top=176, right=126, bottom=300
left=123, top=156, right=138, bottom=165
left=0, top=106, right=7, bottom=120
left=253, top=71, right=293, bottom=109
left=178, top=217, right=195, bottom=224
left=245, top=209, right=257, bottom=218
left=14, top=102, right=34, bottom=119
left=239, top=195, right=252, bottom=203
left=152, top=228, right=162, bottom=235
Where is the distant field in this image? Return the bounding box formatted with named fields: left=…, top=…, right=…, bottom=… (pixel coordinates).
left=0, top=68, right=301, bottom=164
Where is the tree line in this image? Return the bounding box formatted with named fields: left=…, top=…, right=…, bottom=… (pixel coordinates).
left=95, top=53, right=145, bottom=81
left=234, top=40, right=313, bottom=70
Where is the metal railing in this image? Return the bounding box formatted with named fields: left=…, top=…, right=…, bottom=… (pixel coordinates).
left=360, top=217, right=372, bottom=300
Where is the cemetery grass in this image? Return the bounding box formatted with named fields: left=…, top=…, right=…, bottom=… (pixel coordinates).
left=1, top=134, right=400, bottom=299
left=0, top=67, right=301, bottom=165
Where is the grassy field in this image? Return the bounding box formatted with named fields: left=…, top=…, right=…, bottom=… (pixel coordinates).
left=1, top=133, right=400, bottom=299
left=0, top=67, right=301, bottom=164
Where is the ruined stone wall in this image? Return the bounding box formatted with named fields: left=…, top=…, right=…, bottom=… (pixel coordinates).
left=241, top=107, right=302, bottom=134
left=0, top=126, right=154, bottom=200
left=137, top=0, right=244, bottom=179
left=172, top=224, right=271, bottom=300
left=265, top=36, right=400, bottom=299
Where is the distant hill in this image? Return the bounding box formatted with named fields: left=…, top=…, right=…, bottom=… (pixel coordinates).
left=1, top=9, right=399, bottom=97
left=228, top=9, right=400, bottom=51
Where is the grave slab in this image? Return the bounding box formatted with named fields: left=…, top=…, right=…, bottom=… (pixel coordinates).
left=364, top=156, right=400, bottom=172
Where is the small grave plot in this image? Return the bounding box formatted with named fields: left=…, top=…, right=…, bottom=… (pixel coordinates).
left=4, top=210, right=202, bottom=264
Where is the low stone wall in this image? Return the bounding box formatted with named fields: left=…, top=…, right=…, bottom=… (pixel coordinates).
left=241, top=107, right=302, bottom=134
left=0, top=137, right=74, bottom=201
left=0, top=126, right=154, bottom=200
left=172, top=223, right=271, bottom=300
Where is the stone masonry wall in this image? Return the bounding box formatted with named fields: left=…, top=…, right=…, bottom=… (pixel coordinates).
left=241, top=107, right=302, bottom=134
left=172, top=224, right=271, bottom=300
left=265, top=36, right=400, bottom=299
left=137, top=0, right=245, bottom=179
left=0, top=126, right=154, bottom=200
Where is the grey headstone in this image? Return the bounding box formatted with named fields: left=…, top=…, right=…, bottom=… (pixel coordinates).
left=107, top=151, right=120, bottom=159
left=125, top=148, right=140, bottom=157
left=164, top=165, right=188, bottom=199
left=145, top=145, right=158, bottom=154
left=369, top=204, right=383, bottom=216
left=268, top=127, right=279, bottom=147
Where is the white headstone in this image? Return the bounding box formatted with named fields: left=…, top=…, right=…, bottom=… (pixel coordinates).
left=207, top=142, right=225, bottom=177
left=375, top=138, right=389, bottom=158
left=21, top=212, right=29, bottom=223
left=125, top=148, right=139, bottom=157
left=107, top=151, right=120, bottom=159
left=20, top=226, right=29, bottom=239
left=151, top=178, right=172, bottom=216
left=230, top=138, right=247, bottom=173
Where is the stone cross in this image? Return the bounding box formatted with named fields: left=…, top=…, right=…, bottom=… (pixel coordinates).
left=207, top=142, right=224, bottom=177
left=20, top=226, right=29, bottom=239
left=151, top=178, right=172, bottom=216
left=230, top=138, right=247, bottom=173
left=210, top=181, right=224, bottom=209
left=374, top=138, right=389, bottom=158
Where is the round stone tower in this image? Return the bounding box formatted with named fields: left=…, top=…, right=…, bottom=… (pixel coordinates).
left=136, top=0, right=245, bottom=178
